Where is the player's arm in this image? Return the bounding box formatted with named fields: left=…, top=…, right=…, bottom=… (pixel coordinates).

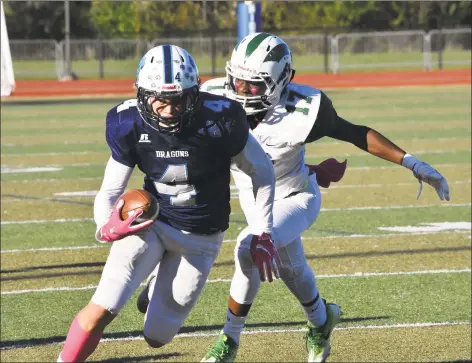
left=231, top=132, right=275, bottom=234
left=307, top=92, right=450, bottom=201
left=227, top=105, right=282, bottom=282
left=94, top=109, right=152, bottom=243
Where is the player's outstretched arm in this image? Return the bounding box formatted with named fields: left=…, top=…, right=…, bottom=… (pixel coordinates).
left=312, top=92, right=450, bottom=201
left=364, top=129, right=450, bottom=201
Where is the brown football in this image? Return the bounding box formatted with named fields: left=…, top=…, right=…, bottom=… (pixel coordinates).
left=119, top=189, right=159, bottom=224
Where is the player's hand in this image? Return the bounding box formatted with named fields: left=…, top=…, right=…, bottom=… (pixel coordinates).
left=100, top=199, right=154, bottom=242
left=402, top=154, right=450, bottom=201
left=306, top=158, right=347, bottom=188
left=250, top=233, right=283, bottom=282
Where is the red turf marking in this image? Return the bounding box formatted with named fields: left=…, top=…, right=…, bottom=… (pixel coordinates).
left=7, top=69, right=471, bottom=98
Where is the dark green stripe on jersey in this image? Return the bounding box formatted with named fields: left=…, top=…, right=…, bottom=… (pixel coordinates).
left=245, top=33, right=271, bottom=60
left=263, top=43, right=290, bottom=63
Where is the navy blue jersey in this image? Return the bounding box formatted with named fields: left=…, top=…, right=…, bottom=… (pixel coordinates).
left=105, top=92, right=249, bottom=234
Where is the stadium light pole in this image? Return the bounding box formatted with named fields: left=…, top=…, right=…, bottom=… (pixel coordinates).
left=64, top=0, right=71, bottom=77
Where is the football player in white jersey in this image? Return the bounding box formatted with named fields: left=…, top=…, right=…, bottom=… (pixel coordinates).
left=56, top=45, right=281, bottom=362
left=198, top=33, right=449, bottom=362
left=137, top=34, right=450, bottom=363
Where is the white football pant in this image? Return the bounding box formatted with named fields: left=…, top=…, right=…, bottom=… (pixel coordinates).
left=231, top=173, right=322, bottom=305
left=92, top=220, right=224, bottom=345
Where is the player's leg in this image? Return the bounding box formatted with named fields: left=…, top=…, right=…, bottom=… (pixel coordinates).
left=273, top=179, right=341, bottom=362
left=279, top=238, right=341, bottom=362
left=201, top=227, right=260, bottom=362
left=203, top=174, right=340, bottom=362
left=57, top=227, right=164, bottom=362
left=142, top=221, right=224, bottom=348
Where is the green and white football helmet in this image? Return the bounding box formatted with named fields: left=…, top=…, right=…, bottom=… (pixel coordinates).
left=225, top=32, right=295, bottom=115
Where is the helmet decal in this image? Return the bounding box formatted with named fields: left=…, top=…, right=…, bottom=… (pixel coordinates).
left=245, top=32, right=271, bottom=60
left=162, top=45, right=173, bottom=83
left=263, top=43, right=290, bottom=63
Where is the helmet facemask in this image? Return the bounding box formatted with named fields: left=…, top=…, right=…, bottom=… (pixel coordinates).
left=137, top=85, right=200, bottom=134
left=135, top=45, right=201, bottom=134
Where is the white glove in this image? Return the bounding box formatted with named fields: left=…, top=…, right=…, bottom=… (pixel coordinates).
left=402, top=154, right=450, bottom=201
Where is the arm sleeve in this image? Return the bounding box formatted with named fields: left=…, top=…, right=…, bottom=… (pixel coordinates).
left=305, top=91, right=371, bottom=151
left=231, top=133, right=275, bottom=234
left=225, top=103, right=250, bottom=157
left=94, top=157, right=134, bottom=242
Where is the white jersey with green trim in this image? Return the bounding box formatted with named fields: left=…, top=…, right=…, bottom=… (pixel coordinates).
left=201, top=77, right=322, bottom=200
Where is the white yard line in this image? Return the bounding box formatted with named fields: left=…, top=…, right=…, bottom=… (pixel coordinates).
left=1, top=137, right=465, bottom=157
left=0, top=321, right=469, bottom=350
left=1, top=230, right=470, bottom=254
left=0, top=163, right=468, bottom=182
left=2, top=202, right=470, bottom=226
left=306, top=149, right=467, bottom=159
left=2, top=269, right=470, bottom=295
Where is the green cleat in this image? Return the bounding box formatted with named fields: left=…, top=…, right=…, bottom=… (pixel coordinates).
left=305, top=302, right=342, bottom=362
left=201, top=333, right=239, bottom=362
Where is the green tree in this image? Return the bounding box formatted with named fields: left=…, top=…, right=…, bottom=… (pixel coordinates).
left=4, top=1, right=94, bottom=40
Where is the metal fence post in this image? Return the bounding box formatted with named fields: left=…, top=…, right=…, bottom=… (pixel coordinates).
left=211, top=35, right=216, bottom=76
left=324, top=32, right=329, bottom=73
left=97, top=37, right=104, bottom=79
left=423, top=32, right=432, bottom=71
left=437, top=29, right=444, bottom=70
left=331, top=36, right=339, bottom=74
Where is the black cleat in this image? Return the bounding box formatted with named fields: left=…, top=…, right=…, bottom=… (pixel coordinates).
left=137, top=276, right=154, bottom=314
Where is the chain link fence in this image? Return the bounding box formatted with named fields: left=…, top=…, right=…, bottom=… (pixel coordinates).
left=9, top=28, right=471, bottom=79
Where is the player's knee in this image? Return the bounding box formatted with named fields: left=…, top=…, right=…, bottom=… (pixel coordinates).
left=143, top=312, right=182, bottom=346
left=234, top=232, right=254, bottom=268
left=144, top=335, right=167, bottom=348
left=79, top=302, right=116, bottom=332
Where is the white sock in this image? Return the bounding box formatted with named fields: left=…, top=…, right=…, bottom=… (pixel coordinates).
left=304, top=297, right=327, bottom=328
left=57, top=353, right=64, bottom=362
left=222, top=309, right=247, bottom=345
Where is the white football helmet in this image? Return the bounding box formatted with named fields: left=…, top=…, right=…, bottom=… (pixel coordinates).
left=136, top=45, right=201, bottom=133
left=226, top=33, right=294, bottom=115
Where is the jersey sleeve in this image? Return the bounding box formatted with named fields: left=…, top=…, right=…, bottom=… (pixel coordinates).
left=304, top=91, right=338, bottom=143
left=105, top=107, right=137, bottom=167
left=224, top=102, right=250, bottom=157
left=304, top=91, right=370, bottom=150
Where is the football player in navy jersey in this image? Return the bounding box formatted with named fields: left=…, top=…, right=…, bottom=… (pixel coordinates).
left=56, top=45, right=282, bottom=363
left=196, top=33, right=449, bottom=362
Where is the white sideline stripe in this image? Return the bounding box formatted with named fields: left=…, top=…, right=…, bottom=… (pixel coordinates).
left=319, top=202, right=471, bottom=212
left=2, top=203, right=470, bottom=226
left=1, top=218, right=94, bottom=225
left=2, top=269, right=470, bottom=295
left=2, top=229, right=470, bottom=254
left=0, top=167, right=63, bottom=174
left=0, top=321, right=469, bottom=350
